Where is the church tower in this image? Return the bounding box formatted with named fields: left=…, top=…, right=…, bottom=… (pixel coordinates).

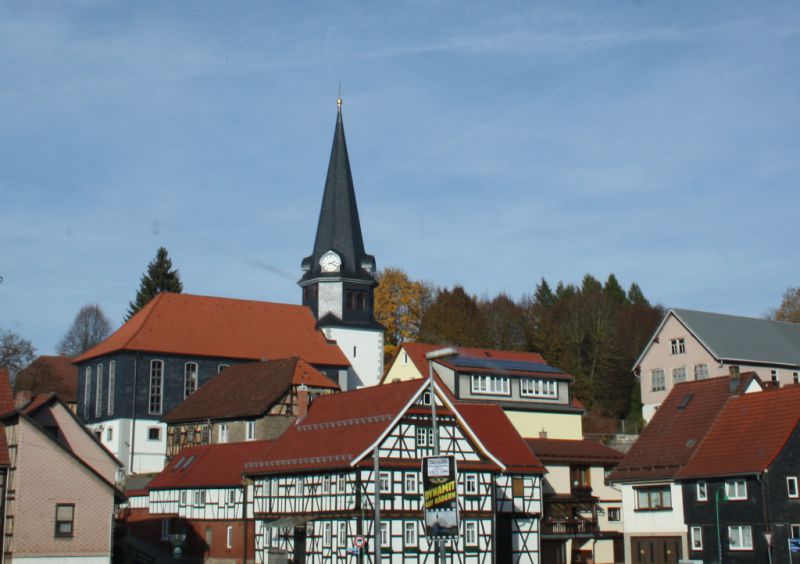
left=300, top=99, right=384, bottom=389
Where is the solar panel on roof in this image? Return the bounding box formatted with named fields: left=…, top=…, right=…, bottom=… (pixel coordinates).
left=449, top=356, right=564, bottom=374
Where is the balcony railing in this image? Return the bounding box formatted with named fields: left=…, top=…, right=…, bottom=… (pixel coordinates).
left=542, top=518, right=598, bottom=536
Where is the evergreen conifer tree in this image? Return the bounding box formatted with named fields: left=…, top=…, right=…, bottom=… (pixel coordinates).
left=125, top=247, right=183, bottom=321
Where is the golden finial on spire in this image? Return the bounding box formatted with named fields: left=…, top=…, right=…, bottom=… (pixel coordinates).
left=337, top=80, right=342, bottom=110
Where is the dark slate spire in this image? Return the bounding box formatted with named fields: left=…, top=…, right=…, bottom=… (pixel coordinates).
left=300, top=101, right=376, bottom=282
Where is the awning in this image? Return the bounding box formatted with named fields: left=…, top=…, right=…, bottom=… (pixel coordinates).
left=267, top=516, right=311, bottom=528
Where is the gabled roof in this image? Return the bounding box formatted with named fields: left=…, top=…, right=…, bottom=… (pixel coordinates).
left=300, top=103, right=375, bottom=283
left=526, top=438, right=624, bottom=466
left=634, top=308, right=800, bottom=369
left=384, top=342, right=551, bottom=383
left=608, top=374, right=761, bottom=483
left=677, top=385, right=800, bottom=479
left=73, top=293, right=349, bottom=367
left=14, top=355, right=77, bottom=402
left=162, top=357, right=338, bottom=424
left=148, top=440, right=273, bottom=490
left=244, top=378, right=544, bottom=476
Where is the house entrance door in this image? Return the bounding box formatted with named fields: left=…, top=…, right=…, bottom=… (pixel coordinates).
left=631, top=536, right=682, bottom=564
left=292, top=526, right=306, bottom=564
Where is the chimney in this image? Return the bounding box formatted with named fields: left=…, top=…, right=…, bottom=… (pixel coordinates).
left=539, top=429, right=548, bottom=439
left=296, top=385, right=310, bottom=419
left=14, top=390, right=31, bottom=410
left=729, top=365, right=741, bottom=393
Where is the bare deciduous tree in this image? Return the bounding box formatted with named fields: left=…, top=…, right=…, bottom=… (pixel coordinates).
left=57, top=304, right=113, bottom=357
left=0, top=329, right=36, bottom=383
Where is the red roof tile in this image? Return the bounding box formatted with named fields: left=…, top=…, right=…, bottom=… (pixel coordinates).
left=0, top=368, right=14, bottom=415
left=148, top=440, right=274, bottom=489
left=14, top=356, right=77, bottom=403
left=678, top=385, right=800, bottom=479
left=608, top=376, right=750, bottom=483
left=162, top=357, right=338, bottom=423
left=526, top=438, right=623, bottom=465
left=73, top=293, right=349, bottom=367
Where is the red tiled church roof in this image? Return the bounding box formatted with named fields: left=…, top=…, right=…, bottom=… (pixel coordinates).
left=73, top=293, right=349, bottom=367
left=608, top=376, right=753, bottom=483
left=678, top=385, right=800, bottom=479
left=148, top=440, right=274, bottom=490
left=14, top=355, right=77, bottom=403
left=526, top=438, right=623, bottom=465
left=162, top=357, right=338, bottom=423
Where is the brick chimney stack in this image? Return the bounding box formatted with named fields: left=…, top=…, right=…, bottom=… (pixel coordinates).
left=296, top=385, right=310, bottom=420
left=728, top=365, right=741, bottom=394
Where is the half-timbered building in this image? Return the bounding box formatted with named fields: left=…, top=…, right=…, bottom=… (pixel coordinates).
left=161, top=357, right=338, bottom=460
left=245, top=377, right=546, bottom=563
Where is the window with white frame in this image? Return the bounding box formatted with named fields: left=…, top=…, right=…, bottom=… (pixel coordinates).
left=323, top=475, right=331, bottom=494
left=465, top=473, right=478, bottom=495
left=725, top=479, right=747, bottom=501
left=694, top=363, right=709, bottom=380
left=608, top=507, right=621, bottom=522
left=696, top=481, right=708, bottom=502
left=635, top=485, right=672, bottom=510
left=323, top=522, right=332, bottom=546
left=788, top=476, right=799, bottom=498
left=108, top=361, right=115, bottom=415
left=338, top=521, right=347, bottom=545
left=180, top=491, right=187, bottom=505
left=672, top=366, right=687, bottom=385
left=416, top=426, right=434, bottom=447
left=331, top=475, right=338, bottom=494
left=404, top=521, right=417, bottom=546
left=470, top=374, right=510, bottom=396
left=651, top=369, right=666, bottom=391
left=194, top=490, right=206, bottom=507
left=380, top=472, right=391, bottom=493
left=771, top=369, right=779, bottom=383
left=728, top=525, right=753, bottom=550
left=218, top=423, right=228, bottom=443
left=404, top=472, right=417, bottom=494
left=226, top=525, right=233, bottom=549
left=671, top=338, right=686, bottom=355
left=161, top=518, right=170, bottom=541
left=84, top=367, right=92, bottom=418
left=149, top=360, right=163, bottom=414
left=106, top=427, right=113, bottom=442
left=246, top=420, right=256, bottom=440
left=184, top=362, right=198, bottom=398
left=690, top=526, right=703, bottom=550
left=95, top=364, right=104, bottom=417
left=520, top=378, right=558, bottom=398
left=464, top=521, right=478, bottom=546
left=794, top=372, right=800, bottom=384
left=380, top=522, right=389, bottom=547
left=421, top=390, right=432, bottom=405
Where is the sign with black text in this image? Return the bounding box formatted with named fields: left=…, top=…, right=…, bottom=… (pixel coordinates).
left=422, top=455, right=459, bottom=540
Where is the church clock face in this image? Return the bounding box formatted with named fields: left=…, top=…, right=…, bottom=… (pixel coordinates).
left=319, top=250, right=342, bottom=273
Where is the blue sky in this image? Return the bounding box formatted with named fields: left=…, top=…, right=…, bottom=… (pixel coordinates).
left=2, top=1, right=799, bottom=355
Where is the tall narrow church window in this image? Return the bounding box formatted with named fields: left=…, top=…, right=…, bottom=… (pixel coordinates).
left=149, top=360, right=163, bottom=414
left=95, top=364, right=104, bottom=418
left=84, top=367, right=92, bottom=419
left=184, top=362, right=198, bottom=398
left=108, top=361, right=115, bottom=415
left=356, top=292, right=366, bottom=311
left=346, top=291, right=355, bottom=310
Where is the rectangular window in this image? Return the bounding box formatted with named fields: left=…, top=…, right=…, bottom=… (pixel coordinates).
left=338, top=522, right=346, bottom=545
left=671, top=338, right=686, bottom=355
left=794, top=372, right=799, bottom=385
left=513, top=477, right=525, bottom=497
left=697, top=481, right=708, bottom=502
left=792, top=525, right=800, bottom=539
left=404, top=521, right=417, bottom=546
left=161, top=518, right=170, bottom=541
left=402, top=352, right=409, bottom=365
left=470, top=374, right=510, bottom=396
left=635, top=485, right=672, bottom=510
left=465, top=473, right=478, bottom=495
left=246, top=420, right=256, bottom=440
left=608, top=507, right=621, bottom=522
left=693, top=363, right=709, bottom=380
left=690, top=526, right=703, bottom=550
left=404, top=472, right=418, bottom=494
left=379, top=472, right=391, bottom=493
left=323, top=522, right=332, bottom=546
left=788, top=477, right=799, bottom=498
left=725, top=479, right=747, bottom=501
left=771, top=369, right=779, bottom=384
left=323, top=475, right=331, bottom=494
left=106, top=427, right=113, bottom=442
left=180, top=491, right=187, bottom=505
left=83, top=367, right=92, bottom=418
left=149, top=360, right=163, bottom=414
left=464, top=521, right=478, bottom=546
left=421, top=390, right=432, bottom=405
left=54, top=504, right=75, bottom=537
left=331, top=475, right=338, bottom=494
left=228, top=489, right=236, bottom=505
left=520, top=378, right=558, bottom=399
left=728, top=525, right=753, bottom=550
left=148, top=427, right=161, bottom=441
left=95, top=364, right=104, bottom=418
left=416, top=427, right=433, bottom=447
left=570, top=466, right=590, bottom=490
left=194, top=491, right=206, bottom=507
left=672, top=366, right=687, bottom=385
left=107, top=361, right=115, bottom=415
left=380, top=522, right=389, bottom=547
left=651, top=369, right=666, bottom=391
left=184, top=362, right=198, bottom=398
left=226, top=525, right=233, bottom=549
left=218, top=423, right=228, bottom=443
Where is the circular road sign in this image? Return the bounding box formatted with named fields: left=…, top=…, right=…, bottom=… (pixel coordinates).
left=354, top=535, right=366, bottom=548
